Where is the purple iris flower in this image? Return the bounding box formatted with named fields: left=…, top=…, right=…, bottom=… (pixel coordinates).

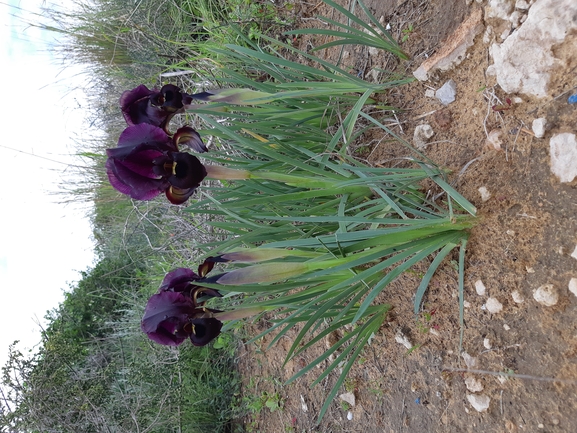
left=120, top=84, right=193, bottom=131
left=106, top=124, right=207, bottom=205
left=141, top=291, right=223, bottom=346
left=142, top=264, right=223, bottom=346
left=120, top=84, right=215, bottom=131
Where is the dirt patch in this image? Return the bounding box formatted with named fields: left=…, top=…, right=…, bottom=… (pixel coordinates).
left=236, top=1, right=577, bottom=432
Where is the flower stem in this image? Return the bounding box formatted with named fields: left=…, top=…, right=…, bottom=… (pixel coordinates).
left=204, top=164, right=372, bottom=195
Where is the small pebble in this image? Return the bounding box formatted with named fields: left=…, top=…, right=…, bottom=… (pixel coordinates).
left=395, top=330, right=413, bottom=350
left=465, top=377, right=484, bottom=392
left=571, top=245, right=577, bottom=260
left=486, top=297, right=503, bottom=314
left=483, top=25, right=493, bottom=44
left=466, top=394, right=490, bottom=412
left=511, top=290, right=524, bottom=303
left=483, top=338, right=492, bottom=349
left=569, top=278, right=577, bottom=297
left=478, top=186, right=491, bottom=202
left=435, top=79, right=457, bottom=106
left=526, top=266, right=535, bottom=273
left=532, top=118, right=547, bottom=138
left=300, top=395, right=308, bottom=412
left=413, top=124, right=435, bottom=149
left=425, top=89, right=436, bottom=98
left=533, top=284, right=559, bottom=306
left=461, top=352, right=477, bottom=368
left=475, top=279, right=487, bottom=296
left=339, top=392, right=356, bottom=407
left=347, top=411, right=353, bottom=421
left=503, top=324, right=511, bottom=331
left=486, top=129, right=503, bottom=150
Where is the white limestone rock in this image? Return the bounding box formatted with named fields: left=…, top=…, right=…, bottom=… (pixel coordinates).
left=461, top=352, right=478, bottom=368
left=568, top=278, right=577, bottom=298
left=550, top=133, right=577, bottom=183
left=531, top=118, right=547, bottom=138
left=465, top=377, right=485, bottom=392
left=435, top=80, right=457, bottom=105
left=486, top=129, right=503, bottom=151
left=486, top=297, right=503, bottom=314
left=339, top=392, right=356, bottom=407
left=511, top=290, right=524, bottom=303
left=467, top=393, right=491, bottom=412
left=475, top=279, right=487, bottom=296
left=478, top=186, right=491, bottom=202
left=486, top=0, right=577, bottom=98
left=414, top=124, right=435, bottom=149
left=533, top=284, right=558, bottom=306
left=486, top=0, right=514, bottom=20
left=395, top=329, right=413, bottom=350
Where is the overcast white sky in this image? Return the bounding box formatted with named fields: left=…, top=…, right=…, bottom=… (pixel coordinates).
left=0, top=0, right=96, bottom=367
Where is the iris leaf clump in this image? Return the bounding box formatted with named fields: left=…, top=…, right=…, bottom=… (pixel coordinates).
left=104, top=0, right=477, bottom=424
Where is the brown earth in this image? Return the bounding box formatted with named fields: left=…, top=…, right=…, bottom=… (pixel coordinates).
left=236, top=1, right=577, bottom=432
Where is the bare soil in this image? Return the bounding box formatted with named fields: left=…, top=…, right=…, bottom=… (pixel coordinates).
left=236, top=1, right=577, bottom=432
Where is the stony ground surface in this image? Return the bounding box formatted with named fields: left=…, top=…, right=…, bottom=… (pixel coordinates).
left=236, top=1, right=577, bottom=432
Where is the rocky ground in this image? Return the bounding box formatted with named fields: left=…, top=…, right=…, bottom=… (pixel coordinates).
left=236, top=1, right=577, bottom=431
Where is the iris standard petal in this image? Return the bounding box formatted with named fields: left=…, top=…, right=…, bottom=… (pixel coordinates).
left=159, top=267, right=200, bottom=292
left=121, top=84, right=193, bottom=130
left=151, top=84, right=187, bottom=112
left=120, top=84, right=156, bottom=126
left=117, top=124, right=176, bottom=152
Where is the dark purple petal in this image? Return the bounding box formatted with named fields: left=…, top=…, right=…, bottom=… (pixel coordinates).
left=120, top=84, right=156, bottom=126
left=145, top=316, right=190, bottom=346
left=120, top=84, right=155, bottom=109
left=189, top=317, right=222, bottom=346
left=173, top=126, right=207, bottom=153
left=152, top=84, right=188, bottom=112
left=106, top=156, right=168, bottom=200
left=120, top=85, right=171, bottom=128
left=117, top=124, right=176, bottom=152
left=141, top=291, right=223, bottom=346
left=141, top=292, right=196, bottom=346
left=197, top=258, right=215, bottom=277
left=166, top=186, right=198, bottom=205
left=120, top=84, right=194, bottom=130
left=168, top=152, right=207, bottom=189
left=159, top=268, right=200, bottom=292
